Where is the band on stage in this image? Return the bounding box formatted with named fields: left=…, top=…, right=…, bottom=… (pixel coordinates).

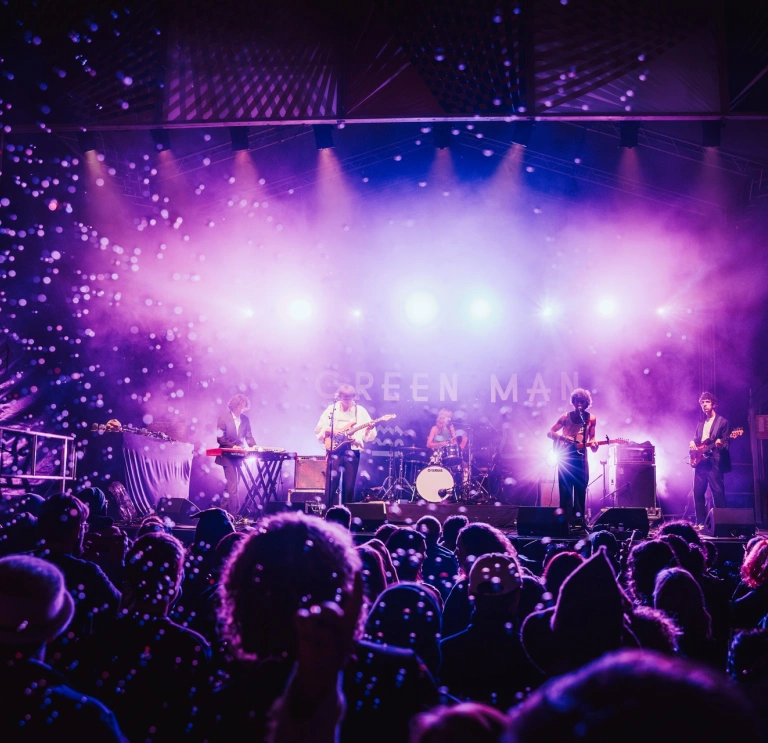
left=214, top=385, right=735, bottom=530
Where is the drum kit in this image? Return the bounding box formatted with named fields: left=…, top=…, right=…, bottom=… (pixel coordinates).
left=377, top=429, right=492, bottom=504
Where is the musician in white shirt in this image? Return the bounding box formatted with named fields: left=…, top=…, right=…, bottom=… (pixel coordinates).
left=215, top=393, right=257, bottom=515
left=314, top=384, right=377, bottom=506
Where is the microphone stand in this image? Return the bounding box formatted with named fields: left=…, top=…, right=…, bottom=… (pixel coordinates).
left=324, top=399, right=337, bottom=509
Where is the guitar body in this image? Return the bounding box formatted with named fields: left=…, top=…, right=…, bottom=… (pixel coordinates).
left=689, top=428, right=743, bottom=468
left=324, top=414, right=396, bottom=454
left=553, top=435, right=629, bottom=456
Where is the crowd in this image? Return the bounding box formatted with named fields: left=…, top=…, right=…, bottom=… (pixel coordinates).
left=1, top=489, right=768, bottom=741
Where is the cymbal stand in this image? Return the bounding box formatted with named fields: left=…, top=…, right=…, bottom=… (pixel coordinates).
left=380, top=451, right=413, bottom=501
left=460, top=426, right=491, bottom=503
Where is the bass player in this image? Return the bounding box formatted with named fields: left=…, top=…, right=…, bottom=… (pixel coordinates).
left=689, top=391, right=731, bottom=527
left=314, top=383, right=377, bottom=506
left=547, top=388, right=598, bottom=530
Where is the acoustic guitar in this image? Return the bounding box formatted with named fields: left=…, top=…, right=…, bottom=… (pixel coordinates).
left=324, top=414, right=396, bottom=454
left=688, top=427, right=743, bottom=468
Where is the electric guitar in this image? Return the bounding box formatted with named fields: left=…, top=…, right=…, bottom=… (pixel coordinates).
left=550, top=433, right=630, bottom=454
left=324, top=414, right=396, bottom=454
left=688, top=427, right=743, bottom=468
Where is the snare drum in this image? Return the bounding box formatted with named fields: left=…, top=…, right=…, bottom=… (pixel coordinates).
left=441, top=444, right=463, bottom=466
left=416, top=466, right=455, bottom=503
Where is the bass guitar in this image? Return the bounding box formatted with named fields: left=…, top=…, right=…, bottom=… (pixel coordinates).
left=688, top=427, right=743, bottom=468
left=324, top=414, right=396, bottom=454
left=550, top=433, right=630, bottom=454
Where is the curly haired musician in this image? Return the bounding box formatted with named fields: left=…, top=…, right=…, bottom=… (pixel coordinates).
left=314, top=384, right=377, bottom=507
left=547, top=388, right=598, bottom=530
left=689, top=391, right=731, bottom=527
left=215, top=393, right=257, bottom=515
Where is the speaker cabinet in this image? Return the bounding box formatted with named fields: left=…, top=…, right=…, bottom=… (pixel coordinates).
left=590, top=507, right=650, bottom=538
left=295, top=456, right=327, bottom=490
left=155, top=497, right=200, bottom=525
left=704, top=508, right=756, bottom=538
left=347, top=503, right=388, bottom=531
left=516, top=507, right=569, bottom=537
left=607, top=463, right=656, bottom=509
left=287, top=488, right=325, bottom=505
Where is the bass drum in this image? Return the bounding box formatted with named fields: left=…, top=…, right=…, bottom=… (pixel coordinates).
left=416, top=466, right=455, bottom=503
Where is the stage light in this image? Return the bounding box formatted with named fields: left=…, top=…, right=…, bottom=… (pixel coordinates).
left=288, top=298, right=312, bottom=321
left=470, top=298, right=492, bottom=319
left=511, top=121, right=535, bottom=147
left=539, top=304, right=557, bottom=319
left=77, top=130, right=99, bottom=154
left=432, top=123, right=452, bottom=150
left=405, top=292, right=439, bottom=326
left=545, top=447, right=561, bottom=468
left=619, top=122, right=639, bottom=149
left=150, top=128, right=172, bottom=152
left=243, top=307, right=254, bottom=318
left=656, top=307, right=666, bottom=316
left=351, top=308, right=362, bottom=318
left=598, top=298, right=616, bottom=316
left=701, top=120, right=722, bottom=148
left=229, top=126, right=250, bottom=152
left=313, top=124, right=334, bottom=150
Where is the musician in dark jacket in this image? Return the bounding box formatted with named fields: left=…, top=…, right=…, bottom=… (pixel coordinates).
left=215, top=393, right=257, bottom=515
left=689, top=391, right=731, bottom=526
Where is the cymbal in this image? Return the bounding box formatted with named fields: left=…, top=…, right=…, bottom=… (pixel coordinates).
left=397, top=446, right=430, bottom=454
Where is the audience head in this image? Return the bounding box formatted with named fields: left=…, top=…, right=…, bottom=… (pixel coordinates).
left=373, top=523, right=398, bottom=544
left=729, top=629, right=768, bottom=682
left=507, top=650, right=758, bottom=741
left=542, top=551, right=584, bottom=600
left=741, top=538, right=768, bottom=589
left=456, top=523, right=515, bottom=576
left=191, top=507, right=235, bottom=553
left=325, top=505, right=352, bottom=531
left=653, top=567, right=711, bottom=640
left=469, top=552, right=523, bottom=616
left=542, top=542, right=572, bottom=569
left=629, top=606, right=680, bottom=655
left=0, top=554, right=74, bottom=658
left=411, top=702, right=508, bottom=743
left=220, top=511, right=361, bottom=663
left=357, top=544, right=388, bottom=602
left=386, top=527, right=427, bottom=582
left=137, top=514, right=172, bottom=537
left=125, top=533, right=185, bottom=612
left=365, top=582, right=442, bottom=676
left=589, top=530, right=619, bottom=559
left=702, top=540, right=717, bottom=569
left=0, top=512, right=39, bottom=557
left=76, top=487, right=107, bottom=519
left=658, top=519, right=703, bottom=548
left=440, top=515, right=468, bottom=552
left=38, top=494, right=89, bottom=554
left=364, top=537, right=399, bottom=584
left=416, top=515, right=442, bottom=548
left=628, top=539, right=678, bottom=605
left=658, top=533, right=705, bottom=576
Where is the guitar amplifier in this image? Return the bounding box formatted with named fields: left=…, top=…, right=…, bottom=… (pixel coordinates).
left=608, top=443, right=655, bottom=465
left=287, top=488, right=325, bottom=505
left=295, top=456, right=327, bottom=490
left=607, top=463, right=656, bottom=508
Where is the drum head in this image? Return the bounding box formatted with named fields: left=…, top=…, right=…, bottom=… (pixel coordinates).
left=416, top=466, right=454, bottom=503
left=441, top=444, right=462, bottom=466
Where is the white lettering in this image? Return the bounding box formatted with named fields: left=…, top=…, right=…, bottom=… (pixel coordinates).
left=561, top=372, right=579, bottom=401
left=411, top=372, right=429, bottom=402
left=440, top=373, right=458, bottom=402
left=527, top=373, right=551, bottom=403
left=490, top=374, right=518, bottom=403
left=356, top=371, right=374, bottom=401
left=382, top=372, right=401, bottom=401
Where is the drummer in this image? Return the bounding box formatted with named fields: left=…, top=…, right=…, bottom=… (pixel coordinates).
left=426, top=408, right=466, bottom=456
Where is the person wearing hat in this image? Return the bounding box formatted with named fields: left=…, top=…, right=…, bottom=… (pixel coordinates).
left=0, top=554, right=126, bottom=741
left=521, top=546, right=638, bottom=678
left=440, top=553, right=542, bottom=708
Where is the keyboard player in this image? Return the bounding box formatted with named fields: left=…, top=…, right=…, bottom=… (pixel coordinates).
left=215, top=393, right=257, bottom=515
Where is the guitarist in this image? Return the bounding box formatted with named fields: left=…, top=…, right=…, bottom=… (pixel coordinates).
left=547, top=388, right=598, bottom=530
left=314, top=384, right=377, bottom=506
left=689, top=391, right=731, bottom=527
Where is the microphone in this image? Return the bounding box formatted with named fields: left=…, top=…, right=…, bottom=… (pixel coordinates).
left=438, top=488, right=453, bottom=496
